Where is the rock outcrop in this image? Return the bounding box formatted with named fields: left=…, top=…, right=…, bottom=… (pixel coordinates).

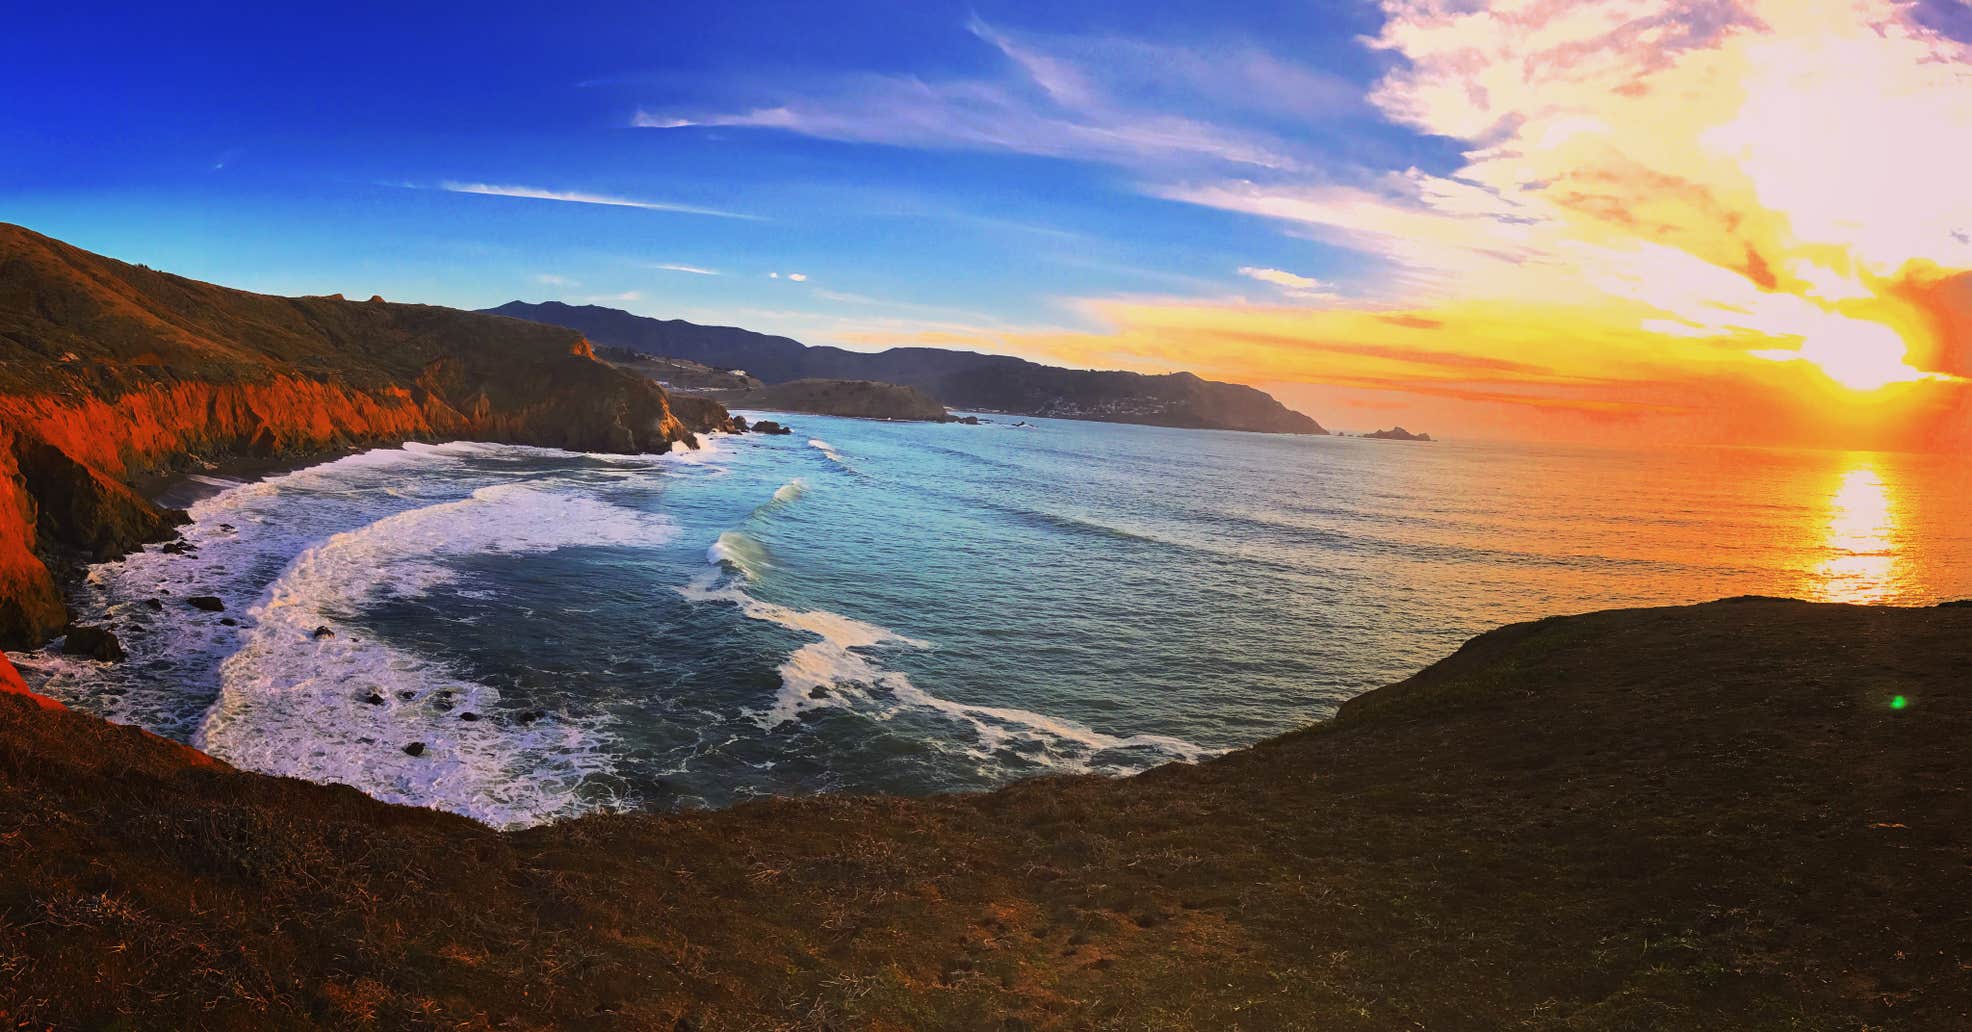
left=0, top=224, right=731, bottom=646
left=1364, top=426, right=1433, bottom=441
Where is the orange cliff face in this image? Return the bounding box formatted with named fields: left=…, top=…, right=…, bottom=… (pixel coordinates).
left=0, top=223, right=734, bottom=647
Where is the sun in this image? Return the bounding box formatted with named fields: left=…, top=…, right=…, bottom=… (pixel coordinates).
left=1764, top=321, right=1930, bottom=392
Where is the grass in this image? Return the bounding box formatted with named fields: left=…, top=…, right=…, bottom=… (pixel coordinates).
left=0, top=597, right=1967, bottom=1029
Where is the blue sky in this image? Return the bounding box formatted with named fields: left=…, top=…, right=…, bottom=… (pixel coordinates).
left=0, top=1, right=1440, bottom=346
left=10, top=1, right=1971, bottom=447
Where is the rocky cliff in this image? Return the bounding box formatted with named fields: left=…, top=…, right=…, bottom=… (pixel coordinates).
left=0, top=224, right=731, bottom=647
left=488, top=301, right=1329, bottom=435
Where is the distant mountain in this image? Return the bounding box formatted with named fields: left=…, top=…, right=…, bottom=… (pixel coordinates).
left=1364, top=427, right=1433, bottom=441
left=713, top=379, right=955, bottom=422
left=485, top=301, right=1328, bottom=435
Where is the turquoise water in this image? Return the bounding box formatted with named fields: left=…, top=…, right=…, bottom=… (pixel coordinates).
left=12, top=414, right=1972, bottom=826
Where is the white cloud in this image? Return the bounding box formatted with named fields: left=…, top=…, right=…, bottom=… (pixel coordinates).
left=654, top=263, right=719, bottom=276
left=578, top=291, right=642, bottom=304
left=533, top=273, right=576, bottom=286
left=1238, top=266, right=1334, bottom=297
left=435, top=181, right=761, bottom=221
left=787, top=273, right=809, bottom=282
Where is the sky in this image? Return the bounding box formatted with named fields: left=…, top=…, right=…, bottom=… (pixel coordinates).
left=5, top=0, right=1972, bottom=447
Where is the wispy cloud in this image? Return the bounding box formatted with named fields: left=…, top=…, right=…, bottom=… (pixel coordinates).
left=767, top=272, right=809, bottom=282
left=653, top=263, right=719, bottom=276
left=633, top=17, right=1343, bottom=171
left=533, top=273, right=577, bottom=286
left=435, top=181, right=762, bottom=221
left=1238, top=266, right=1336, bottom=299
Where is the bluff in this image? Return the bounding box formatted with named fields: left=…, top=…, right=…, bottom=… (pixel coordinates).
left=0, top=224, right=732, bottom=647
left=0, top=598, right=1963, bottom=1028
left=486, top=300, right=1328, bottom=435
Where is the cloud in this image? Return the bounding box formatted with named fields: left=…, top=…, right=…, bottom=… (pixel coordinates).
left=787, top=273, right=808, bottom=282
left=632, top=18, right=1342, bottom=171
left=1238, top=266, right=1335, bottom=297
left=654, top=263, right=719, bottom=276
left=435, top=182, right=761, bottom=220
left=533, top=273, right=576, bottom=286
left=578, top=291, right=642, bottom=304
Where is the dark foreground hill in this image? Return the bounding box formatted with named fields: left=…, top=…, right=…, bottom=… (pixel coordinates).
left=0, top=225, right=734, bottom=647
left=2, top=597, right=1964, bottom=1029
left=486, top=300, right=1328, bottom=435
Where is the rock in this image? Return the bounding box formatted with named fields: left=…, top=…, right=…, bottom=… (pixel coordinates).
left=398, top=690, right=416, bottom=701
left=956, top=415, right=982, bottom=425
left=752, top=420, right=792, bottom=435
left=403, top=742, right=426, bottom=757
left=161, top=540, right=194, bottom=555
left=460, top=711, right=480, bottom=722
left=517, top=709, right=547, bottom=724
left=188, top=596, right=225, bottom=612
left=311, top=625, right=335, bottom=639
left=731, top=415, right=750, bottom=433
left=220, top=617, right=238, bottom=626
left=62, top=625, right=126, bottom=662
left=142, top=598, right=163, bottom=611
left=808, top=686, right=831, bottom=699
left=363, top=692, right=385, bottom=705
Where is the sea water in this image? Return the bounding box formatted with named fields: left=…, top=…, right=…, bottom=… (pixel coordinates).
left=12, top=415, right=1972, bottom=827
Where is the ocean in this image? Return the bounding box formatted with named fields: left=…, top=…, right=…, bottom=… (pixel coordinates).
left=11, top=415, right=1970, bottom=827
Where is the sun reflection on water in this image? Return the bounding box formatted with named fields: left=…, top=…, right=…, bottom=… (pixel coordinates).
left=1808, top=460, right=1903, bottom=603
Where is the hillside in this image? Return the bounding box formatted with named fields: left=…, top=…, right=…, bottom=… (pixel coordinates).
left=0, top=597, right=1964, bottom=1029
left=486, top=301, right=1328, bottom=435
left=0, top=224, right=734, bottom=647
left=714, top=378, right=954, bottom=421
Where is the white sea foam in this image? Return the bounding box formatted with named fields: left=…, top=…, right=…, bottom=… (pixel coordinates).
left=771, top=477, right=807, bottom=505
left=194, top=483, right=677, bottom=828
left=807, top=438, right=849, bottom=466
left=680, top=482, right=1206, bottom=775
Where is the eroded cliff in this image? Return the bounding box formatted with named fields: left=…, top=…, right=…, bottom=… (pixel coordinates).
left=0, top=224, right=730, bottom=646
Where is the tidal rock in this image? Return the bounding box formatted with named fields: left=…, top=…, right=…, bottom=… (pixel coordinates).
left=517, top=709, right=547, bottom=724
left=188, top=596, right=225, bottom=612
left=459, top=711, right=480, bottom=722
left=220, top=617, right=238, bottom=626
left=62, top=625, right=126, bottom=662
left=403, top=742, right=426, bottom=757
left=752, top=420, right=792, bottom=435
left=312, top=625, right=335, bottom=639
left=161, top=540, right=194, bottom=555
left=731, top=414, right=750, bottom=432
left=142, top=598, right=164, bottom=611
left=363, top=692, right=385, bottom=705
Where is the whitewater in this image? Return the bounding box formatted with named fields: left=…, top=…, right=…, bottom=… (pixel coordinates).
left=15, top=413, right=1969, bottom=828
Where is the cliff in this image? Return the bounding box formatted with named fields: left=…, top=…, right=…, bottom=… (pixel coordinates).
left=486, top=301, right=1329, bottom=435
left=713, top=378, right=954, bottom=421
left=0, top=598, right=1962, bottom=1028
left=0, top=224, right=731, bottom=647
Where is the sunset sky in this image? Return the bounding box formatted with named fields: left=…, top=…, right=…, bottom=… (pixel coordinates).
left=6, top=1, right=1972, bottom=447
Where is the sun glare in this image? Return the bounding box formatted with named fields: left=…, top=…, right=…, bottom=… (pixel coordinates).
left=1808, top=460, right=1904, bottom=603
left=1756, top=321, right=1929, bottom=392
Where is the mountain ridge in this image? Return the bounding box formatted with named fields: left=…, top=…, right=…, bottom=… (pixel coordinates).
left=487, top=300, right=1328, bottom=435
